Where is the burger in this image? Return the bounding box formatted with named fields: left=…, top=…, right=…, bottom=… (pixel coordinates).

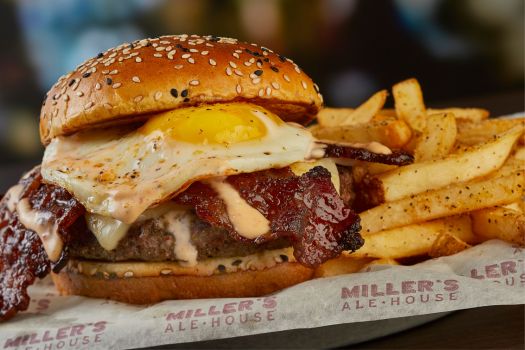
left=0, top=34, right=412, bottom=321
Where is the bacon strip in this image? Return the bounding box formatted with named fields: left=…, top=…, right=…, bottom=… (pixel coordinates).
left=176, top=166, right=363, bottom=267
left=0, top=168, right=86, bottom=322
left=323, top=144, right=414, bottom=165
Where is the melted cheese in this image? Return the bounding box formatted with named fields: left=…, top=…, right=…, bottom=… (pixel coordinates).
left=4, top=184, right=23, bottom=212
left=16, top=199, right=63, bottom=262
left=206, top=178, right=270, bottom=239
left=162, top=210, right=198, bottom=266
left=85, top=213, right=130, bottom=251
left=290, top=158, right=340, bottom=194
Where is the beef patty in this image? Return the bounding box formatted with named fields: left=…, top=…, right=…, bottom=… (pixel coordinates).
left=69, top=211, right=290, bottom=262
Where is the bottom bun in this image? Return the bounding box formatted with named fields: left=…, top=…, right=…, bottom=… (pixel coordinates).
left=51, top=261, right=314, bottom=304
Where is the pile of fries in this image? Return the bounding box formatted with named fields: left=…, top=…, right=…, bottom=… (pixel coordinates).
left=312, top=78, right=525, bottom=277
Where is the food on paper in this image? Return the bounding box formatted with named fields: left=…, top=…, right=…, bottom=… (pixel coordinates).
left=0, top=35, right=417, bottom=322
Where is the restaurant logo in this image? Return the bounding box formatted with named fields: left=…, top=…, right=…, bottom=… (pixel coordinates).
left=339, top=279, right=460, bottom=311
left=469, top=259, right=525, bottom=286
left=163, top=297, right=277, bottom=333
left=3, top=321, right=107, bottom=349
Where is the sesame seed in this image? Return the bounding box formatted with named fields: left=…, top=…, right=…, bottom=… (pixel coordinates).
left=235, top=49, right=243, bottom=53
left=234, top=69, right=243, bottom=76
left=181, top=89, right=188, bottom=97
left=84, top=101, right=94, bottom=109
left=236, top=84, right=242, bottom=94
left=165, top=46, right=173, bottom=51
left=174, top=65, right=183, bottom=69
left=97, top=52, right=104, bottom=58
left=266, top=87, right=272, bottom=96
left=249, top=57, right=255, bottom=63
left=183, top=97, right=190, bottom=102
left=167, top=50, right=176, bottom=59
left=206, top=43, right=214, bottom=47
left=189, top=48, right=199, bottom=53
left=154, top=53, right=163, bottom=58
left=233, top=52, right=240, bottom=59
left=160, top=40, right=171, bottom=45
left=82, top=72, right=91, bottom=78
left=254, top=70, right=263, bottom=76
left=189, top=80, right=200, bottom=86
left=154, top=91, right=163, bottom=100
left=201, top=51, right=209, bottom=55
left=272, top=82, right=280, bottom=89
left=104, top=103, right=113, bottom=109
left=95, top=83, right=102, bottom=90
left=160, top=269, right=172, bottom=275
left=134, top=95, right=143, bottom=103
left=76, top=91, right=84, bottom=97
left=229, top=61, right=237, bottom=68
left=68, top=79, right=76, bottom=87
left=258, top=88, right=264, bottom=97
left=109, top=52, right=117, bottom=58
left=188, top=58, right=195, bottom=64
left=209, top=58, right=217, bottom=66
left=170, top=88, right=178, bottom=97
left=295, top=66, right=301, bottom=74
left=256, top=61, right=263, bottom=68
left=155, top=46, right=165, bottom=52
left=124, top=271, right=134, bottom=278
left=132, top=76, right=141, bottom=83
left=181, top=53, right=191, bottom=59
left=301, top=81, right=307, bottom=89
left=62, top=95, right=69, bottom=101
left=135, top=57, right=142, bottom=63
left=244, top=61, right=252, bottom=66
left=270, top=66, right=279, bottom=73
left=102, top=70, right=109, bottom=74
left=226, top=67, right=233, bottom=76
left=112, top=83, right=122, bottom=89
left=252, top=78, right=261, bottom=84
left=106, top=77, right=113, bottom=85
left=283, top=74, right=291, bottom=82
left=109, top=70, right=118, bottom=75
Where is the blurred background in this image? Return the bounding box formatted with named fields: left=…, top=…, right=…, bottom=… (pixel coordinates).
left=0, top=0, right=523, bottom=190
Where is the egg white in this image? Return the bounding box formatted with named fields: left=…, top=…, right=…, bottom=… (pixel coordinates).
left=41, top=104, right=317, bottom=224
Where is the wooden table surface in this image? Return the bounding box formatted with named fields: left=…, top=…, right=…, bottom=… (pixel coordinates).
left=347, top=305, right=524, bottom=349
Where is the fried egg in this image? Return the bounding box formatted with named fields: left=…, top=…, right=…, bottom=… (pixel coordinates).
left=41, top=103, right=319, bottom=224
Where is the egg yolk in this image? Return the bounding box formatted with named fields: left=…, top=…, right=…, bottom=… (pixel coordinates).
left=141, top=103, right=283, bottom=145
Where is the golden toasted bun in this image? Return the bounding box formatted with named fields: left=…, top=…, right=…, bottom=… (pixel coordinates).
left=51, top=261, right=313, bottom=303
left=40, top=34, right=323, bottom=144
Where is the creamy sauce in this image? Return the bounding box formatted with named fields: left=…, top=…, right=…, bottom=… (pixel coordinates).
left=162, top=210, right=198, bottom=266
left=16, top=198, right=63, bottom=262
left=206, top=178, right=270, bottom=239
left=4, top=184, right=23, bottom=212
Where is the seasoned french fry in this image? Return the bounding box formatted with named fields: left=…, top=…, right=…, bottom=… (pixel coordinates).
left=427, top=108, right=489, bottom=123
left=311, top=117, right=412, bottom=149
left=456, top=117, right=525, bottom=146
left=414, top=112, right=457, bottom=161
left=313, top=256, right=374, bottom=278
left=340, top=90, right=388, bottom=126
left=513, top=147, right=525, bottom=160
left=361, top=125, right=522, bottom=205
left=471, top=207, right=525, bottom=245
left=429, top=232, right=471, bottom=258
left=360, top=170, right=524, bottom=234
left=393, top=78, right=426, bottom=132
left=316, top=108, right=355, bottom=127
left=353, top=216, right=473, bottom=259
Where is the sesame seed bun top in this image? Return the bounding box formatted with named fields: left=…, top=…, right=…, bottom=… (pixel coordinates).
left=39, top=34, right=323, bottom=145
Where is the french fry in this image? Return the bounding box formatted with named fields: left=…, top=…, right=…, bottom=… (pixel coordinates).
left=340, top=90, right=388, bottom=126
left=311, top=117, right=412, bottom=149
left=313, top=256, right=374, bottom=278
left=360, top=258, right=400, bottom=273
left=360, top=170, right=524, bottom=234
left=429, top=232, right=471, bottom=258
left=353, top=216, right=473, bottom=259
left=456, top=117, right=525, bottom=146
left=471, top=207, right=525, bottom=245
left=427, top=108, right=489, bottom=123
left=361, top=125, right=522, bottom=205
left=414, top=112, right=457, bottom=161
left=513, top=147, right=525, bottom=160
left=316, top=108, right=355, bottom=127
left=393, top=78, right=426, bottom=132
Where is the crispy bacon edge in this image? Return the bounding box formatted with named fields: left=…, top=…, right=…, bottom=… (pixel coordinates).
left=0, top=167, right=86, bottom=322
left=176, top=166, right=364, bottom=267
